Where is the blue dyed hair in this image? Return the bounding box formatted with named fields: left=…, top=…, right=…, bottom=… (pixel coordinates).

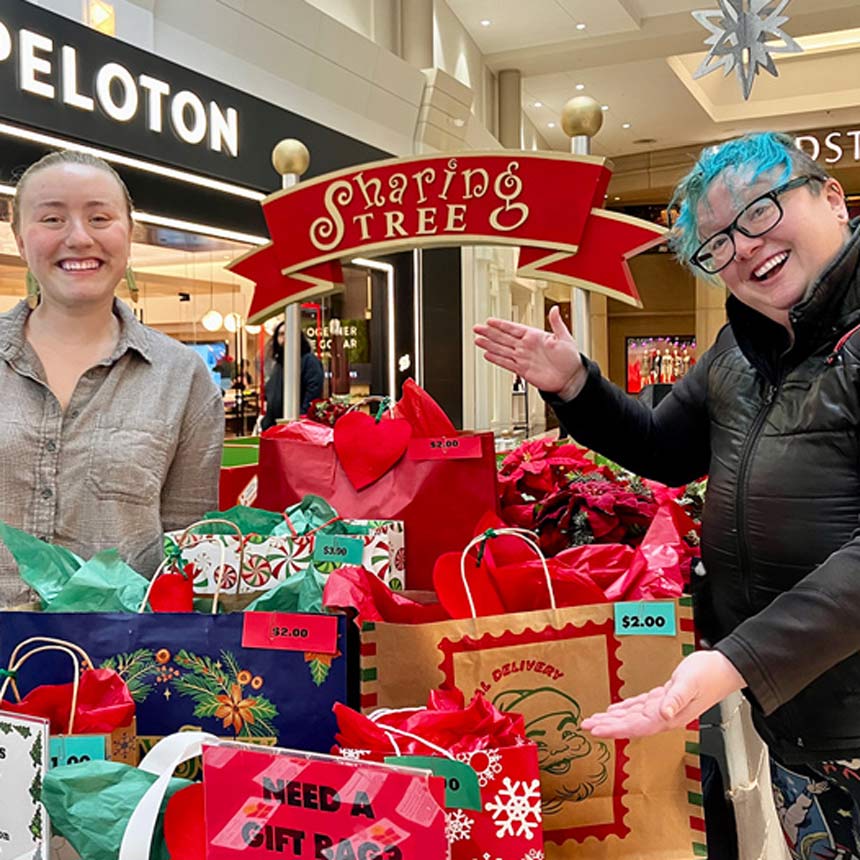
left=668, top=132, right=829, bottom=273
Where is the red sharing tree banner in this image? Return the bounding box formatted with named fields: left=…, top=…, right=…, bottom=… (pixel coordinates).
left=228, top=152, right=667, bottom=323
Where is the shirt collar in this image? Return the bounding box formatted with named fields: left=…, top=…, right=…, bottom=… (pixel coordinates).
left=0, top=298, right=154, bottom=364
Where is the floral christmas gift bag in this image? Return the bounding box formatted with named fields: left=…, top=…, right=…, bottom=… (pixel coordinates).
left=0, top=611, right=358, bottom=762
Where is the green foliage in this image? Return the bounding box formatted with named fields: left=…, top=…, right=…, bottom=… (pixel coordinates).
left=99, top=650, right=159, bottom=702
left=308, top=658, right=330, bottom=687
left=29, top=805, right=42, bottom=840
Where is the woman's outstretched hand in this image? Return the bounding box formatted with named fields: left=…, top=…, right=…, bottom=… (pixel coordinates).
left=581, top=651, right=746, bottom=738
left=473, top=305, right=587, bottom=400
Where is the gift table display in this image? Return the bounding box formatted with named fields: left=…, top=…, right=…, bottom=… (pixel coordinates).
left=0, top=425, right=708, bottom=860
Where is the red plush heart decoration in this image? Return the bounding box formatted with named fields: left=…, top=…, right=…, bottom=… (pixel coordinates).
left=333, top=411, right=412, bottom=490
left=164, top=782, right=206, bottom=860
left=149, top=568, right=194, bottom=612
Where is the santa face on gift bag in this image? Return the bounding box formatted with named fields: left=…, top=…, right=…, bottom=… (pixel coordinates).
left=494, top=687, right=610, bottom=816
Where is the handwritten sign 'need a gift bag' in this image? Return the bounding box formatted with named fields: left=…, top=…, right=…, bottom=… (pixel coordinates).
left=203, top=743, right=448, bottom=860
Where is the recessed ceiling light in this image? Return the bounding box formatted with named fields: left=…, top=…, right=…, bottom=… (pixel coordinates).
left=601, top=105, right=609, bottom=111
left=547, top=122, right=556, bottom=128
left=533, top=101, right=543, bottom=108
left=613, top=196, right=621, bottom=201
left=576, top=22, right=587, bottom=30
left=575, top=83, right=585, bottom=91
left=633, top=137, right=657, bottom=144
left=622, top=122, right=631, bottom=129
left=480, top=19, right=491, bottom=26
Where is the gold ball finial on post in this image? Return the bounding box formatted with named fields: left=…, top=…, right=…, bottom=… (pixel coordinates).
left=560, top=96, right=603, bottom=140
left=271, top=138, right=310, bottom=178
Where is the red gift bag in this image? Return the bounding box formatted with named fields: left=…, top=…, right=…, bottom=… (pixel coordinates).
left=256, top=385, right=498, bottom=589
left=0, top=636, right=135, bottom=735
left=334, top=691, right=543, bottom=860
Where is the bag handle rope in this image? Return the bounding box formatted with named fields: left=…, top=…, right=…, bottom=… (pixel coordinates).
left=459, top=527, right=556, bottom=618
left=0, top=636, right=96, bottom=734
left=141, top=518, right=246, bottom=614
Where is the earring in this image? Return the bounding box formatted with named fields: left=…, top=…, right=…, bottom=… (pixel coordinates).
left=125, top=267, right=139, bottom=303
left=25, top=270, right=40, bottom=310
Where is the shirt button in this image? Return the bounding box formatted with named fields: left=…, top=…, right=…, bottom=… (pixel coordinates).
left=46, top=440, right=57, bottom=453
left=38, top=535, right=49, bottom=542
left=41, top=487, right=53, bottom=499
left=70, top=409, right=79, bottom=418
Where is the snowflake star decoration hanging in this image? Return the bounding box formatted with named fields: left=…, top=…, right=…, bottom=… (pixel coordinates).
left=692, top=0, right=803, bottom=100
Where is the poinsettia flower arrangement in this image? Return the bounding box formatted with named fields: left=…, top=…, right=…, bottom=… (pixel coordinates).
left=305, top=395, right=351, bottom=427
left=498, top=437, right=703, bottom=556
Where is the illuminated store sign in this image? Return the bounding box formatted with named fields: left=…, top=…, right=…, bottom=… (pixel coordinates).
left=795, top=130, right=860, bottom=165
left=0, top=0, right=387, bottom=193
left=0, top=15, right=237, bottom=157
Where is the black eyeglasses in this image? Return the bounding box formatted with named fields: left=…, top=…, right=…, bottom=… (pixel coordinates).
left=691, top=176, right=816, bottom=274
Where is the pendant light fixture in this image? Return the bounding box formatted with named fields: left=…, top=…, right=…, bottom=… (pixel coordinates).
left=201, top=252, right=222, bottom=331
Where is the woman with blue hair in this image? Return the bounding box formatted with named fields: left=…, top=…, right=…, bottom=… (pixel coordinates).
left=475, top=131, right=860, bottom=851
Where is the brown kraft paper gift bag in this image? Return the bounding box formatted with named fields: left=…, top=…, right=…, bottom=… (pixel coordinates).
left=360, top=596, right=705, bottom=860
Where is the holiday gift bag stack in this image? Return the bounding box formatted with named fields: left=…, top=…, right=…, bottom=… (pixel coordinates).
left=325, top=515, right=706, bottom=860
left=0, top=523, right=359, bottom=762
left=256, top=380, right=499, bottom=590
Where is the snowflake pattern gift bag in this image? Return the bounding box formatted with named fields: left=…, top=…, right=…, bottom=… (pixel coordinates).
left=446, top=744, right=543, bottom=860
left=333, top=694, right=544, bottom=860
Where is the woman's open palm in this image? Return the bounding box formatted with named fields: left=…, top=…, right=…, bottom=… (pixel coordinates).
left=473, top=305, right=585, bottom=399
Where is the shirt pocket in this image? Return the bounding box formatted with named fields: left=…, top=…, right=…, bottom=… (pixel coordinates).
left=86, top=417, right=174, bottom=505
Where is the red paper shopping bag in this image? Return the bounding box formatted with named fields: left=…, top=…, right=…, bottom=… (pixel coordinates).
left=257, top=382, right=498, bottom=589
left=333, top=690, right=543, bottom=860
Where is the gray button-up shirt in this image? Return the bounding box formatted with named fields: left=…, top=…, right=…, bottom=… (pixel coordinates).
left=0, top=299, right=224, bottom=607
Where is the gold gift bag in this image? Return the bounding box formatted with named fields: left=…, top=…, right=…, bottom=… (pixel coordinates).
left=360, top=532, right=705, bottom=860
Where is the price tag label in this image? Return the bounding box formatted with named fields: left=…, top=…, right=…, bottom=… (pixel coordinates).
left=409, top=436, right=482, bottom=460
left=49, top=734, right=107, bottom=768
left=614, top=601, right=676, bottom=636
left=242, top=611, right=339, bottom=654
left=384, top=756, right=482, bottom=811
left=313, top=534, right=363, bottom=565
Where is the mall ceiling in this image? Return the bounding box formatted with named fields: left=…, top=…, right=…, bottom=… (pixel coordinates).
left=448, top=0, right=860, bottom=157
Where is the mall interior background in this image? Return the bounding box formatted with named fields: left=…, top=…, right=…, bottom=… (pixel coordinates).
left=4, top=0, right=860, bottom=436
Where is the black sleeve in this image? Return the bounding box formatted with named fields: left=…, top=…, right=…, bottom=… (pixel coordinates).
left=300, top=356, right=324, bottom=414
left=715, top=534, right=860, bottom=715
left=544, top=350, right=713, bottom=487
left=262, top=363, right=283, bottom=430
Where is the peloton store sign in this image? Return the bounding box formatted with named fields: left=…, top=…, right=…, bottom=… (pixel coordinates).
left=0, top=23, right=239, bottom=157
left=0, top=0, right=389, bottom=194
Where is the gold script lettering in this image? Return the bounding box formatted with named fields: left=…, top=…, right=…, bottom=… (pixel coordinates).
left=445, top=204, right=467, bottom=232
left=416, top=207, right=437, bottom=235
left=384, top=210, right=408, bottom=238
left=310, top=180, right=353, bottom=251
left=490, top=162, right=528, bottom=232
